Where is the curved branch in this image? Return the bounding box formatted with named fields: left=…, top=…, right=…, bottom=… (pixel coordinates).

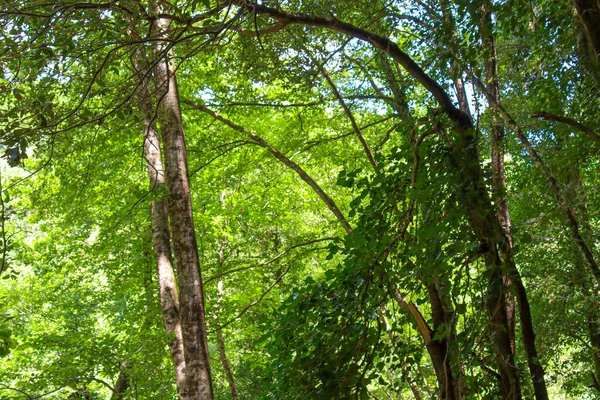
left=212, top=260, right=294, bottom=332
left=232, top=0, right=472, bottom=130
left=323, top=68, right=380, bottom=172
left=185, top=99, right=353, bottom=233
left=532, top=112, right=600, bottom=146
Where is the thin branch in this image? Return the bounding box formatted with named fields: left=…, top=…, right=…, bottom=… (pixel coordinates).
left=532, top=111, right=600, bottom=146
left=232, top=21, right=287, bottom=36
left=184, top=99, right=353, bottom=233
left=301, top=115, right=394, bottom=153
left=0, top=171, right=6, bottom=276
left=197, top=100, right=324, bottom=108
left=89, top=377, right=121, bottom=398
left=205, top=237, right=335, bottom=283
left=318, top=66, right=380, bottom=172
left=212, top=260, right=294, bottom=332
left=293, top=38, right=380, bottom=172
left=394, top=289, right=432, bottom=344
left=387, top=13, right=433, bottom=29
left=189, top=140, right=258, bottom=177
left=0, top=382, right=68, bottom=399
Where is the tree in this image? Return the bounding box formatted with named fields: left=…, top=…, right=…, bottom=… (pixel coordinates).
left=1, top=0, right=599, bottom=399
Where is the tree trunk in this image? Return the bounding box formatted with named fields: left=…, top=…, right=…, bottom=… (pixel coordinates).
left=150, top=7, right=214, bottom=399
left=428, top=282, right=463, bottom=400
left=111, top=367, right=129, bottom=400
left=588, top=313, right=600, bottom=393
left=446, top=119, right=522, bottom=399
left=394, top=290, right=460, bottom=400
left=474, top=3, right=549, bottom=398
left=214, top=241, right=240, bottom=400
left=216, top=326, right=240, bottom=400
left=571, top=0, right=600, bottom=84
left=569, top=170, right=600, bottom=392
left=131, top=48, right=189, bottom=398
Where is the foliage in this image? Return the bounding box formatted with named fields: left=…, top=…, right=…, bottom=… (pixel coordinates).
left=0, top=0, right=599, bottom=399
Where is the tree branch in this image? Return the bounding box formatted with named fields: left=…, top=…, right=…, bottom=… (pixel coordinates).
left=204, top=237, right=335, bottom=283
left=211, top=261, right=293, bottom=332
left=184, top=99, right=353, bottom=233
left=532, top=111, right=600, bottom=146
left=472, top=75, right=600, bottom=286
left=315, top=63, right=380, bottom=172
left=231, top=0, right=472, bottom=130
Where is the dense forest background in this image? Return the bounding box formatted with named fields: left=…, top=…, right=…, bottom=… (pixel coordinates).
left=0, top=0, right=599, bottom=399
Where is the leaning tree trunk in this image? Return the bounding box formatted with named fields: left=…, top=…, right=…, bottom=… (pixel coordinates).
left=394, top=289, right=460, bottom=400
left=131, top=49, right=189, bottom=398
left=150, top=6, right=214, bottom=399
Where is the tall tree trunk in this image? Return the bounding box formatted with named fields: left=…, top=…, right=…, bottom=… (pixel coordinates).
left=588, top=313, right=600, bottom=393
left=477, top=77, right=600, bottom=396
left=131, top=48, right=189, bottom=398
left=150, top=6, right=214, bottom=399
left=477, top=11, right=517, bottom=359
left=216, top=328, right=239, bottom=400
left=214, top=242, right=240, bottom=400
left=448, top=110, right=521, bottom=399
left=569, top=170, right=600, bottom=392
left=473, top=3, right=549, bottom=399
left=428, top=281, right=464, bottom=400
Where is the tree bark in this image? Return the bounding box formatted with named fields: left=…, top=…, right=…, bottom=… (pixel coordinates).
left=474, top=1, right=516, bottom=356
left=394, top=289, right=460, bottom=400
left=151, top=6, right=214, bottom=399
left=111, top=367, right=129, bottom=400
left=474, top=3, right=549, bottom=399
left=131, top=48, right=189, bottom=399
left=571, top=0, right=600, bottom=86
left=571, top=0, right=600, bottom=64
left=214, top=242, right=240, bottom=400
